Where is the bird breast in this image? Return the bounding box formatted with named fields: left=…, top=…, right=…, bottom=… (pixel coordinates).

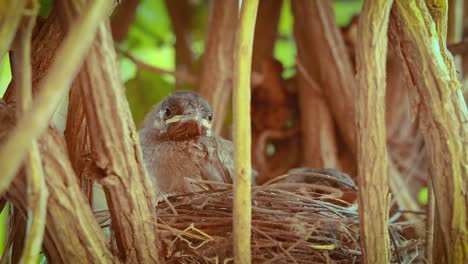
left=143, top=137, right=233, bottom=195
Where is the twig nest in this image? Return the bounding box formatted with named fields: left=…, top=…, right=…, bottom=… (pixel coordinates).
left=96, top=172, right=423, bottom=263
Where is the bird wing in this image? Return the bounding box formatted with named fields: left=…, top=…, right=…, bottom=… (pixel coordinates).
left=200, top=136, right=234, bottom=185
left=213, top=137, right=235, bottom=184
left=204, top=136, right=258, bottom=185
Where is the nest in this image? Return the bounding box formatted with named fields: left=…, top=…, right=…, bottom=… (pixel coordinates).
left=96, top=171, right=424, bottom=263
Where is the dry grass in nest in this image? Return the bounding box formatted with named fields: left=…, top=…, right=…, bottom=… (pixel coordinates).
left=96, top=172, right=424, bottom=263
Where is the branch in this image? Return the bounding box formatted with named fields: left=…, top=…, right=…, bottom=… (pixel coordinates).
left=119, top=49, right=197, bottom=84
left=10, top=1, right=48, bottom=261
left=355, top=0, right=393, bottom=263
left=165, top=0, right=194, bottom=87
left=110, top=0, right=140, bottom=43
left=56, top=1, right=162, bottom=262
left=393, top=1, right=468, bottom=262
left=233, top=0, right=258, bottom=263
left=292, top=5, right=341, bottom=172
left=251, top=0, right=282, bottom=72
left=0, top=0, right=113, bottom=196
left=291, top=0, right=357, bottom=157
left=0, top=1, right=28, bottom=62
left=198, top=0, right=238, bottom=135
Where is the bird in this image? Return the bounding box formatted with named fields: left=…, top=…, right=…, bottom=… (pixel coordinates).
left=139, top=90, right=244, bottom=195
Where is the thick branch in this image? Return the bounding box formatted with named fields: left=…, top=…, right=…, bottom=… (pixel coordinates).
left=0, top=103, right=114, bottom=264
left=293, top=10, right=341, bottom=170
left=355, top=0, right=393, bottom=263
left=165, top=0, right=194, bottom=86
left=56, top=1, right=162, bottom=262
left=198, top=0, right=238, bottom=135
left=393, top=1, right=468, bottom=262
left=110, top=0, right=140, bottom=43
left=291, top=0, right=357, bottom=157
left=251, top=0, right=282, bottom=72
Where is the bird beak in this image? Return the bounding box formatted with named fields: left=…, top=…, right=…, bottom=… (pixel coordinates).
left=165, top=114, right=212, bottom=130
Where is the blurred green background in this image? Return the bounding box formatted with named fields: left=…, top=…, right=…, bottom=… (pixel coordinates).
left=0, top=0, right=362, bottom=259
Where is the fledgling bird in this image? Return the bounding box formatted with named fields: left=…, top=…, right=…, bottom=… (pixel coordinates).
left=139, top=90, right=240, bottom=195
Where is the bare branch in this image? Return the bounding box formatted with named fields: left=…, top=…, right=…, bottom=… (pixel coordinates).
left=120, top=49, right=197, bottom=84
left=233, top=0, right=259, bottom=262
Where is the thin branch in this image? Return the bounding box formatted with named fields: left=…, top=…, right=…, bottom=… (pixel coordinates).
left=10, top=1, right=48, bottom=261
left=0, top=1, right=28, bottom=62
left=119, top=49, right=197, bottom=84
left=425, top=183, right=434, bottom=264
left=0, top=0, right=113, bottom=196
left=233, top=0, right=259, bottom=263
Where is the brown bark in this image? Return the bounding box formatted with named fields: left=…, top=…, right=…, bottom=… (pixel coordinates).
left=111, top=0, right=140, bottom=43
left=336, top=8, right=424, bottom=232
left=293, top=8, right=340, bottom=170
left=198, top=0, right=238, bottom=135
left=291, top=0, right=357, bottom=161
left=56, top=1, right=162, bottom=262
left=0, top=102, right=114, bottom=263
left=392, top=1, right=468, bottom=262
left=165, top=0, right=194, bottom=87
left=3, top=11, right=63, bottom=104
left=64, top=85, right=93, bottom=204
left=355, top=0, right=393, bottom=263
left=251, top=0, right=282, bottom=72
left=9, top=209, right=27, bottom=264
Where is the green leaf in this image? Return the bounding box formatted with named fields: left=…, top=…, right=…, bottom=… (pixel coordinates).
left=418, top=187, right=429, bottom=205
left=333, top=0, right=363, bottom=27
left=0, top=56, right=11, bottom=97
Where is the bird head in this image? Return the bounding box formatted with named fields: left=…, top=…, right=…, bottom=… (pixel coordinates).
left=142, top=90, right=213, bottom=141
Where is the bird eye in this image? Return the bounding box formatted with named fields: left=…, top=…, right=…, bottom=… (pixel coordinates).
left=164, top=108, right=172, bottom=118
left=208, top=112, right=213, bottom=122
